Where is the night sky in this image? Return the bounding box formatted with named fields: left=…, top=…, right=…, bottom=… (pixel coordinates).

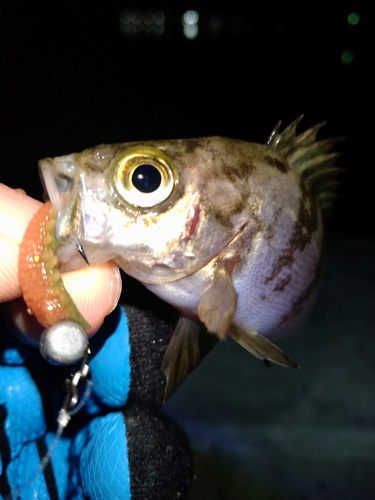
left=0, top=1, right=372, bottom=235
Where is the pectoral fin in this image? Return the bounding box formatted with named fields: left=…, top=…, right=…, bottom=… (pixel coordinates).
left=228, top=326, right=299, bottom=368
left=161, top=317, right=218, bottom=400
left=197, top=259, right=238, bottom=338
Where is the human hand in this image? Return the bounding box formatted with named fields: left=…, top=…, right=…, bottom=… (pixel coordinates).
left=0, top=184, right=193, bottom=499
left=0, top=183, right=122, bottom=342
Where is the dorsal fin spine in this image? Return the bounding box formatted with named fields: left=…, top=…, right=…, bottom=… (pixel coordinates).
left=267, top=117, right=343, bottom=212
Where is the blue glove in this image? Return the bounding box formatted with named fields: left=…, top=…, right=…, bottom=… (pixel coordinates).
left=0, top=304, right=192, bottom=499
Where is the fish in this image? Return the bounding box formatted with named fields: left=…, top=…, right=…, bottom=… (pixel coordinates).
left=38, top=117, right=341, bottom=398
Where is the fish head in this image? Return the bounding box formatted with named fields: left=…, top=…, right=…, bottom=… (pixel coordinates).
left=39, top=138, right=254, bottom=284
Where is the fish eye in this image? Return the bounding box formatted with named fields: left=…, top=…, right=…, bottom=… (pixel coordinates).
left=109, top=146, right=178, bottom=209
left=132, top=163, right=162, bottom=193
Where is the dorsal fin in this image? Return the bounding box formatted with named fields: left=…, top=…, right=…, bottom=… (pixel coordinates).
left=267, top=116, right=343, bottom=212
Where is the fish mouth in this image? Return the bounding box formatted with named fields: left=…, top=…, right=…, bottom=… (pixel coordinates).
left=118, top=258, right=197, bottom=284
left=39, top=156, right=114, bottom=270
left=39, top=158, right=59, bottom=207
left=39, top=157, right=76, bottom=212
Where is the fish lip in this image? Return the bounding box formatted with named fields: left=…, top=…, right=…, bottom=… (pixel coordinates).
left=39, top=156, right=77, bottom=212
left=39, top=158, right=60, bottom=208
left=123, top=262, right=192, bottom=285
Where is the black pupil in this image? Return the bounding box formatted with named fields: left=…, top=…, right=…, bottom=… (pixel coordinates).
left=132, top=164, right=162, bottom=193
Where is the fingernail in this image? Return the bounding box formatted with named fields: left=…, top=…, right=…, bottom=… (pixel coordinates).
left=108, top=266, right=122, bottom=314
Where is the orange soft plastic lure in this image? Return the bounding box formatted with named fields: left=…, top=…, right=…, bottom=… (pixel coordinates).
left=18, top=201, right=91, bottom=330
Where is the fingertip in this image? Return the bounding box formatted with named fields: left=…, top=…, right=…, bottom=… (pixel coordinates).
left=0, top=184, right=42, bottom=243
left=0, top=185, right=42, bottom=303
left=62, top=261, right=122, bottom=338
left=0, top=237, right=22, bottom=302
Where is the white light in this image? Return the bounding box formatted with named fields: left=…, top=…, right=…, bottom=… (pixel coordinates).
left=183, top=10, right=199, bottom=26
left=182, top=10, right=199, bottom=39
left=183, top=25, right=198, bottom=39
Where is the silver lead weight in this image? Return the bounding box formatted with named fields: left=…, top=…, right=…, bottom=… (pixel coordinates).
left=40, top=320, right=89, bottom=365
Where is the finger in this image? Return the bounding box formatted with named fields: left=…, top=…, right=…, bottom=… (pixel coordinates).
left=61, top=261, right=122, bottom=337
left=0, top=184, right=42, bottom=301
left=7, top=261, right=122, bottom=343
left=0, top=184, right=122, bottom=341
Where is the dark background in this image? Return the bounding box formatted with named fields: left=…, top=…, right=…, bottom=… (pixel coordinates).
left=0, top=1, right=372, bottom=235
left=1, top=2, right=374, bottom=499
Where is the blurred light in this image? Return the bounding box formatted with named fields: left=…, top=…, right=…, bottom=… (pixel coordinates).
left=153, top=10, right=165, bottom=26
left=131, top=10, right=142, bottom=26
left=119, top=9, right=165, bottom=37
left=347, top=12, right=360, bottom=25
left=153, top=10, right=165, bottom=36
left=119, top=10, right=131, bottom=25
left=143, top=11, right=153, bottom=26
left=341, top=49, right=354, bottom=65
left=183, top=10, right=199, bottom=26
left=209, top=15, right=223, bottom=30
left=182, top=10, right=199, bottom=39
left=208, top=14, right=224, bottom=38
left=183, top=24, right=198, bottom=39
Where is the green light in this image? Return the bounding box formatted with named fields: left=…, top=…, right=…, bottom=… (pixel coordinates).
left=341, top=49, right=354, bottom=65
left=347, top=12, right=360, bottom=25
